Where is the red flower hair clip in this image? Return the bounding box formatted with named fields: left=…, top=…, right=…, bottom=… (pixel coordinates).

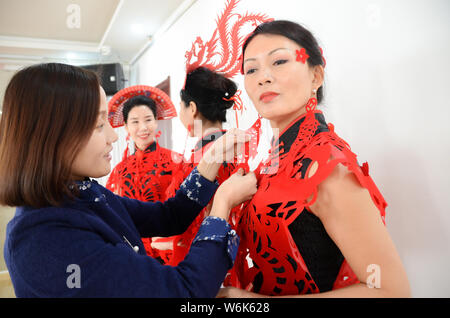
left=296, top=48, right=309, bottom=64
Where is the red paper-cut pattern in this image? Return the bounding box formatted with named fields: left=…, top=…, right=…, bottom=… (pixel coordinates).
left=305, top=97, right=317, bottom=113
left=224, top=110, right=387, bottom=295
left=106, top=141, right=187, bottom=262
left=184, top=0, right=272, bottom=80
left=183, top=0, right=272, bottom=129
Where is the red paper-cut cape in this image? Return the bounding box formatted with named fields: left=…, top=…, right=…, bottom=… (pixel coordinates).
left=106, top=141, right=187, bottom=262
left=224, top=110, right=387, bottom=295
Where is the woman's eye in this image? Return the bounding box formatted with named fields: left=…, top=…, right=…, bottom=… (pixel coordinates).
left=245, top=68, right=256, bottom=75
left=274, top=59, right=288, bottom=66
left=96, top=124, right=104, bottom=130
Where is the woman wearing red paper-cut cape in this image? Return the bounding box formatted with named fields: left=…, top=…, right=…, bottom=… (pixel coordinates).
left=219, top=20, right=410, bottom=297
left=106, top=88, right=187, bottom=264
left=162, top=66, right=250, bottom=266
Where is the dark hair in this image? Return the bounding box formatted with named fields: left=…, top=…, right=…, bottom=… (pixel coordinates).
left=0, top=63, right=100, bottom=208
left=122, top=95, right=157, bottom=123
left=242, top=20, right=325, bottom=103
left=180, top=67, right=237, bottom=123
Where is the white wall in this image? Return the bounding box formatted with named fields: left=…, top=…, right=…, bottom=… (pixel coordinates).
left=128, top=0, right=450, bottom=297
left=0, top=69, right=15, bottom=112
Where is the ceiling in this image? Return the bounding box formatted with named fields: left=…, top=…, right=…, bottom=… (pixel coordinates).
left=0, top=0, right=193, bottom=70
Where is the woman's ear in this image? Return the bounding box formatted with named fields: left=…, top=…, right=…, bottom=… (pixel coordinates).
left=189, top=101, right=198, bottom=118
left=312, top=65, right=325, bottom=90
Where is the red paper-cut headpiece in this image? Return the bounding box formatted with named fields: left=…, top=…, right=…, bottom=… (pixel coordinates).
left=108, top=85, right=177, bottom=128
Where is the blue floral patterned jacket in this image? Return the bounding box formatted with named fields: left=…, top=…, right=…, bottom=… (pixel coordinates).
left=4, top=168, right=239, bottom=297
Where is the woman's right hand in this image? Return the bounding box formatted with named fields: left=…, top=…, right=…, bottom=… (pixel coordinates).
left=197, top=129, right=250, bottom=182
left=209, top=168, right=257, bottom=220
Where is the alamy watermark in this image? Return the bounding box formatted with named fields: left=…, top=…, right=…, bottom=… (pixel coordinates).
left=366, top=3, right=381, bottom=30
left=65, top=263, right=381, bottom=291
left=66, top=264, right=81, bottom=289
left=366, top=263, right=381, bottom=289
left=171, top=120, right=280, bottom=174
left=66, top=4, right=81, bottom=29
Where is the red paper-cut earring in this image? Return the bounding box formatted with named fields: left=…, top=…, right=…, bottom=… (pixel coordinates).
left=296, top=48, right=309, bottom=64
left=305, top=97, right=317, bottom=112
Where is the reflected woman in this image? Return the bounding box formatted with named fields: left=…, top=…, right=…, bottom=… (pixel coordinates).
left=106, top=92, right=186, bottom=263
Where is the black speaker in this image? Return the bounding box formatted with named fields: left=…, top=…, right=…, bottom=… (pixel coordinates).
left=81, top=63, right=125, bottom=95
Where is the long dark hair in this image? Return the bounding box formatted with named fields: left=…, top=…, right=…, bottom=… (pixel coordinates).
left=242, top=20, right=325, bottom=103
left=0, top=63, right=100, bottom=208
